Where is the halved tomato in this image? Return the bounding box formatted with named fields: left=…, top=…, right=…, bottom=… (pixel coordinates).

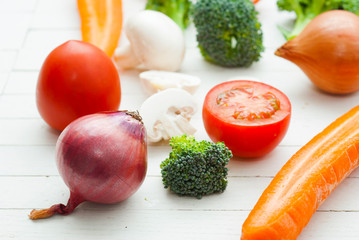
left=202, top=80, right=291, bottom=158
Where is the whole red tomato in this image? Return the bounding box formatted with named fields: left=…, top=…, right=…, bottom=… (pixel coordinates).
left=36, top=40, right=121, bottom=131
left=202, top=80, right=291, bottom=158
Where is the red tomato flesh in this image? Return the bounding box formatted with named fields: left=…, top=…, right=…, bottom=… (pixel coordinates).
left=202, top=80, right=291, bottom=158
left=36, top=40, right=121, bottom=131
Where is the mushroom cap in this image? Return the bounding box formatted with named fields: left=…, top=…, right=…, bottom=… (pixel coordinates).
left=139, top=70, right=201, bottom=95
left=139, top=88, right=197, bottom=142
left=125, top=10, right=185, bottom=72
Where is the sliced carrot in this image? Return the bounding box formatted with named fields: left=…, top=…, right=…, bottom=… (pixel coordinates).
left=241, top=105, right=359, bottom=239
left=77, top=0, right=122, bottom=57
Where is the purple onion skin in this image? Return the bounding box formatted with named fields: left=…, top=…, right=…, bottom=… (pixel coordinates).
left=29, top=111, right=147, bottom=220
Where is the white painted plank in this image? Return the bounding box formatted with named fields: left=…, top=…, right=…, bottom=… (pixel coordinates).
left=300, top=212, right=359, bottom=239
left=2, top=70, right=358, bottom=121
left=0, top=145, right=293, bottom=177
left=35, top=0, right=78, bottom=15
left=0, top=146, right=57, bottom=176
left=2, top=209, right=359, bottom=240
left=0, top=50, right=17, bottom=72
left=0, top=144, right=294, bottom=177
left=23, top=28, right=81, bottom=47
left=0, top=95, right=355, bottom=148
left=0, top=0, right=37, bottom=14
left=0, top=119, right=59, bottom=145
left=5, top=143, right=359, bottom=179
left=0, top=104, right=356, bottom=155
left=3, top=71, right=38, bottom=94
left=0, top=72, right=8, bottom=94
left=2, top=69, right=358, bottom=148
left=1, top=209, right=245, bottom=240
left=0, top=93, right=146, bottom=119
left=3, top=175, right=359, bottom=212
left=118, top=69, right=149, bottom=95
left=0, top=95, right=39, bottom=118
left=0, top=13, right=32, bottom=49
left=31, top=10, right=80, bottom=29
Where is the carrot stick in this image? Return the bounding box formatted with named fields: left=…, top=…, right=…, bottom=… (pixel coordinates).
left=241, top=105, right=359, bottom=240
left=77, top=0, right=122, bottom=57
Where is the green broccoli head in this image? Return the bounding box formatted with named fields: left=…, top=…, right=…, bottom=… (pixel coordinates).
left=277, top=0, right=359, bottom=39
left=192, top=0, right=264, bottom=67
left=160, top=134, right=233, bottom=199
left=145, top=0, right=192, bottom=30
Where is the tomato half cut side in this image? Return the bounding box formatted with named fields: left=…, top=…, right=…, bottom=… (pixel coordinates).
left=202, top=80, right=291, bottom=158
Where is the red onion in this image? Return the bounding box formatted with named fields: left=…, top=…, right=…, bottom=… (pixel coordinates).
left=29, top=111, right=147, bottom=220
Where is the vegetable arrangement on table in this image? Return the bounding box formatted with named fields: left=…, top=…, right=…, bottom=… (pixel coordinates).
left=30, top=0, right=359, bottom=239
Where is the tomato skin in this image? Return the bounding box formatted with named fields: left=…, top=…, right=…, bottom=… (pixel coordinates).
left=202, top=80, right=291, bottom=158
left=36, top=40, right=121, bottom=131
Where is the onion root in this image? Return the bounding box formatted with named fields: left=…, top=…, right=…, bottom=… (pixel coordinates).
left=29, top=192, right=84, bottom=220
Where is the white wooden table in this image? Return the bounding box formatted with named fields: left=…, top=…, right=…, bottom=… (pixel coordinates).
left=1, top=0, right=359, bottom=239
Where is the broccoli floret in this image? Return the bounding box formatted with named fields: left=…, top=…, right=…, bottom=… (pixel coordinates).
left=145, top=0, right=192, bottom=30
left=192, top=0, right=264, bottom=68
left=277, top=0, right=359, bottom=40
left=160, top=134, right=233, bottom=199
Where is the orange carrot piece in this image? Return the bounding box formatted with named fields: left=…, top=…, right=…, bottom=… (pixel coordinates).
left=77, top=0, right=122, bottom=57
left=241, top=105, right=359, bottom=240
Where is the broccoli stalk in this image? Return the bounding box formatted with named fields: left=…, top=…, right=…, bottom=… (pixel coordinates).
left=277, top=0, right=359, bottom=40
left=192, top=0, right=264, bottom=68
left=160, top=134, right=232, bottom=199
left=145, top=0, right=192, bottom=30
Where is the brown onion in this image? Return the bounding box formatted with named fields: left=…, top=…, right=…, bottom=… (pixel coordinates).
left=275, top=10, right=359, bottom=95
left=29, top=111, right=147, bottom=220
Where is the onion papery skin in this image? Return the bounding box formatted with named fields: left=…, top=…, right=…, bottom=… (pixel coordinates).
left=275, top=10, right=359, bottom=95
left=29, top=111, right=147, bottom=220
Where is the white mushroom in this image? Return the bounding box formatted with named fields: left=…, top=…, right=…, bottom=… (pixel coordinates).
left=114, top=10, right=185, bottom=72
left=139, top=70, right=201, bottom=95
left=139, top=88, right=197, bottom=143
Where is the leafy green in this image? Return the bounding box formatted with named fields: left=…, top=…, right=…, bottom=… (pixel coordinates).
left=145, top=0, right=192, bottom=30
left=277, top=0, right=359, bottom=39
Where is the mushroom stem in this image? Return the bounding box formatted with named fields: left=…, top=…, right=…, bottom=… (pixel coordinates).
left=113, top=43, right=140, bottom=70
